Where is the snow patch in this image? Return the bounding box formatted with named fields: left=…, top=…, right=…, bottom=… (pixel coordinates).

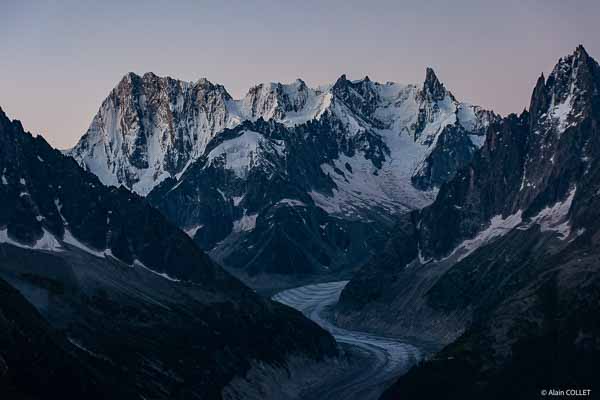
left=54, top=199, right=67, bottom=223
left=233, top=213, right=258, bottom=232
left=232, top=195, right=244, bottom=206
left=68, top=338, right=111, bottom=361
left=62, top=230, right=108, bottom=258
left=468, top=134, right=486, bottom=148
left=184, top=225, right=203, bottom=238
left=134, top=259, right=180, bottom=282
left=417, top=246, right=431, bottom=264
left=441, top=188, right=577, bottom=263
left=276, top=198, right=306, bottom=207
left=0, top=228, right=62, bottom=252
left=528, top=187, right=576, bottom=239
left=552, top=94, right=574, bottom=132
left=444, top=211, right=524, bottom=262
left=28, top=229, right=62, bottom=251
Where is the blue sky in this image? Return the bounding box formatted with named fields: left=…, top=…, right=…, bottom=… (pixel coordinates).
left=1, top=0, right=599, bottom=148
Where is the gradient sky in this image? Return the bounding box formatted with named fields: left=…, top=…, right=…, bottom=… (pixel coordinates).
left=1, top=0, right=599, bottom=149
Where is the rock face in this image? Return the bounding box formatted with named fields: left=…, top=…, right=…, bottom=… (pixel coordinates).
left=70, top=69, right=496, bottom=285
left=68, top=73, right=238, bottom=195
left=336, top=46, right=600, bottom=397
left=0, top=108, right=336, bottom=399
left=147, top=119, right=395, bottom=288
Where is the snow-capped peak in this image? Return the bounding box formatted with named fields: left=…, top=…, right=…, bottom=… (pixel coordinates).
left=68, top=72, right=238, bottom=195
left=69, top=70, right=495, bottom=195
left=236, top=79, right=312, bottom=121
left=529, top=45, right=599, bottom=136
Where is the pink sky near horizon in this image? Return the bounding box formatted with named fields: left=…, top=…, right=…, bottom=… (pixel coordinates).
left=1, top=0, right=599, bottom=149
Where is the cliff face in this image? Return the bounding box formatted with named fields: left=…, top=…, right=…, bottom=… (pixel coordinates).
left=68, top=73, right=237, bottom=195
left=335, top=46, right=600, bottom=399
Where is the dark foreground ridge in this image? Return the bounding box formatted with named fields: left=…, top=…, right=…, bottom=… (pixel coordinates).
left=0, top=107, right=336, bottom=399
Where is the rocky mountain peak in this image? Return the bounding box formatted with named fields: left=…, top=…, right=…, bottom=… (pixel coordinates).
left=333, top=74, right=348, bottom=86
left=294, top=78, right=307, bottom=89
left=238, top=78, right=316, bottom=122
left=331, top=74, right=375, bottom=93
left=411, top=67, right=467, bottom=145
left=195, top=77, right=233, bottom=99
left=0, top=106, right=7, bottom=123
left=547, top=45, right=595, bottom=100
left=69, top=72, right=237, bottom=195
left=195, top=78, right=231, bottom=90
left=570, top=44, right=591, bottom=66
left=386, top=47, right=600, bottom=262
left=331, top=74, right=351, bottom=96
left=529, top=73, right=547, bottom=121
left=330, top=73, right=382, bottom=127
left=121, top=71, right=139, bottom=83
left=242, top=82, right=292, bottom=120
left=530, top=45, right=599, bottom=135
left=422, top=67, right=448, bottom=101
left=142, top=71, right=159, bottom=80
left=0, top=108, right=26, bottom=143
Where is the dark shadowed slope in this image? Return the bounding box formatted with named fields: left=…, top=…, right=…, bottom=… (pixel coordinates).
left=0, top=107, right=336, bottom=399
left=0, top=276, right=135, bottom=400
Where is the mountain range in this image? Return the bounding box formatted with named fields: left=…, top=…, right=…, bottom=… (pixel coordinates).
left=337, top=45, right=600, bottom=398
left=2, top=45, right=599, bottom=400
left=68, top=68, right=496, bottom=288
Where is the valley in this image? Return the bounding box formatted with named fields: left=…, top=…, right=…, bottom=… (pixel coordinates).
left=273, top=281, right=424, bottom=400
left=1, top=42, right=599, bottom=400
